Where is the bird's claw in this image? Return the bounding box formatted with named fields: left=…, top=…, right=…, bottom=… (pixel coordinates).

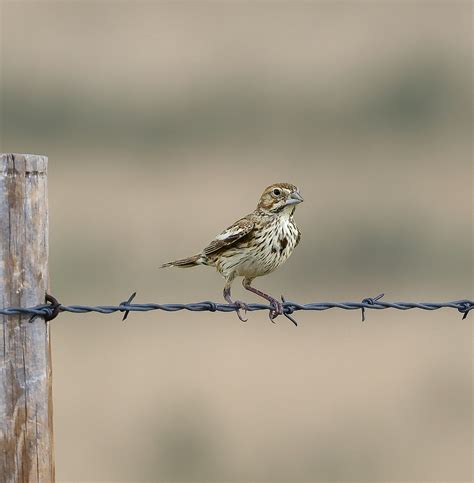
left=268, top=297, right=284, bottom=323
left=233, top=300, right=249, bottom=322
left=267, top=295, right=298, bottom=326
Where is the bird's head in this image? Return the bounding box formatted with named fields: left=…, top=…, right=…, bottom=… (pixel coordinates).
left=257, top=183, right=304, bottom=214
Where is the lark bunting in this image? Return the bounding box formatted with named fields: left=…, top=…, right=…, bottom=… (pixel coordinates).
left=162, top=183, right=303, bottom=322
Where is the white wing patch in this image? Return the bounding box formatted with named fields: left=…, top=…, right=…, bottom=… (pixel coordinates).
left=203, top=218, right=254, bottom=256
left=216, top=226, right=242, bottom=240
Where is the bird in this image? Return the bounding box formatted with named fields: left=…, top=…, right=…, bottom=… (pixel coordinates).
left=161, top=183, right=303, bottom=323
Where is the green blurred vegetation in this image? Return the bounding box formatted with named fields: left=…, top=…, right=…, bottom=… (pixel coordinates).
left=2, top=56, right=470, bottom=154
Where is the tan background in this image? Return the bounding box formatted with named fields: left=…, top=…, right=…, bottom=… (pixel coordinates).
left=1, top=1, right=472, bottom=482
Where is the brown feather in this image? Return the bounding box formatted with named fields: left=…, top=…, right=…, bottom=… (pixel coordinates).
left=160, top=254, right=201, bottom=268
left=203, top=218, right=254, bottom=256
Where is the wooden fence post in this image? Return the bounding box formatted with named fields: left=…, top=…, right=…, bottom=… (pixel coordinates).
left=0, top=154, right=54, bottom=481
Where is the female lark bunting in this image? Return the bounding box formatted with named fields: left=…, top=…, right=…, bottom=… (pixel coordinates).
left=162, top=183, right=303, bottom=322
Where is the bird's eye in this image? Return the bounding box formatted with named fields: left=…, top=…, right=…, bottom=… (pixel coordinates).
left=272, top=188, right=281, bottom=196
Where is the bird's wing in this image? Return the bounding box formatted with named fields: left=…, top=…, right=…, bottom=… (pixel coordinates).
left=203, top=217, right=254, bottom=255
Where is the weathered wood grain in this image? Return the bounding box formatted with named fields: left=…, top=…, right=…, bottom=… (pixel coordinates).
left=0, top=154, right=54, bottom=482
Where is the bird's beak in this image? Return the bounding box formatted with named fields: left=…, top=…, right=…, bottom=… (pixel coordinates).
left=285, top=191, right=304, bottom=206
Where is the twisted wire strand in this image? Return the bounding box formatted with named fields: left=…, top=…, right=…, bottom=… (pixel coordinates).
left=0, top=294, right=472, bottom=323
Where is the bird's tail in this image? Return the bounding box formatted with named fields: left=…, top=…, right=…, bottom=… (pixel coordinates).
left=160, top=254, right=202, bottom=268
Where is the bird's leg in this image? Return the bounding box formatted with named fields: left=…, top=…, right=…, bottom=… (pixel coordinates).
left=242, top=278, right=283, bottom=322
left=223, top=283, right=248, bottom=322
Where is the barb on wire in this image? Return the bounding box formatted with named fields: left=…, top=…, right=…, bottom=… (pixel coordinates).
left=361, top=293, right=385, bottom=322
left=120, top=291, right=137, bottom=322
left=0, top=292, right=472, bottom=326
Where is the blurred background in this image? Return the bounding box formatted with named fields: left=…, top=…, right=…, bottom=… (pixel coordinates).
left=1, top=1, right=472, bottom=482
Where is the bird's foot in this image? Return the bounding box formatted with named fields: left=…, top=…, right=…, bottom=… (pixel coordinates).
left=233, top=300, right=249, bottom=322
left=268, top=297, right=284, bottom=323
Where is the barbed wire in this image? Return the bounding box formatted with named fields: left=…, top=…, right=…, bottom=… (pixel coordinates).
left=0, top=292, right=472, bottom=326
